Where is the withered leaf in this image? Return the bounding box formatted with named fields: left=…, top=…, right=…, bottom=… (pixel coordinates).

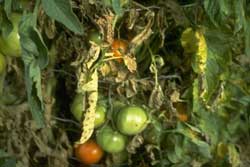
left=124, top=54, right=137, bottom=73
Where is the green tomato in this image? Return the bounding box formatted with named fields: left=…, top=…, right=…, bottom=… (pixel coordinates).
left=71, top=94, right=106, bottom=128
left=0, top=53, right=6, bottom=74
left=96, top=126, right=127, bottom=153
left=88, top=29, right=102, bottom=45
left=116, top=106, right=148, bottom=135
left=94, top=105, right=106, bottom=128
left=0, top=13, right=21, bottom=57
left=70, top=93, right=84, bottom=122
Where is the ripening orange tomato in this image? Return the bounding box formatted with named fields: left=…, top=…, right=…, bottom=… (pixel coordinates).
left=75, top=140, right=104, bottom=165
left=177, top=112, right=188, bottom=122
left=173, top=102, right=188, bottom=122
left=111, top=39, right=128, bottom=63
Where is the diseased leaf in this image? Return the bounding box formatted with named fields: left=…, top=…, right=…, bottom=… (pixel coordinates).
left=77, top=70, right=98, bottom=144
left=149, top=85, right=164, bottom=109
left=124, top=55, right=137, bottom=73
left=76, top=44, right=100, bottom=144
left=41, top=0, right=83, bottom=34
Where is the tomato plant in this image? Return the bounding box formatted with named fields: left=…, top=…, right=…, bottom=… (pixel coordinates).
left=1, top=1, right=249, bottom=167
left=116, top=106, right=148, bottom=135
left=96, top=126, right=127, bottom=153
left=0, top=13, right=21, bottom=57
left=111, top=39, right=128, bottom=63
left=75, top=140, right=104, bottom=165
left=0, top=53, right=6, bottom=74
left=88, top=29, right=102, bottom=45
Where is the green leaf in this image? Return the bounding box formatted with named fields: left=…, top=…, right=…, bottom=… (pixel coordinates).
left=0, top=150, right=16, bottom=167
left=19, top=13, right=48, bottom=128
left=0, top=158, right=16, bottom=167
left=3, top=0, right=12, bottom=19
left=0, top=150, right=8, bottom=158
left=203, top=0, right=232, bottom=26
left=112, top=0, right=123, bottom=16
left=176, top=123, right=212, bottom=159
left=203, top=0, right=220, bottom=26
left=0, top=9, right=13, bottom=37
left=244, top=19, right=250, bottom=56
left=234, top=0, right=245, bottom=33
left=41, top=0, right=83, bottom=34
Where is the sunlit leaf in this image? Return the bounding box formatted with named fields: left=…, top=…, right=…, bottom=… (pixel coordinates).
left=41, top=0, right=83, bottom=34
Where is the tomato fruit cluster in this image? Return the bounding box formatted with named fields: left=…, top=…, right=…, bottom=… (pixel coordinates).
left=95, top=105, right=148, bottom=154
left=73, top=95, right=148, bottom=161
left=0, top=13, right=22, bottom=57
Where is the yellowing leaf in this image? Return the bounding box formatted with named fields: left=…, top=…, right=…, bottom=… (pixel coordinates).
left=228, top=144, right=241, bottom=167
left=76, top=70, right=98, bottom=145
left=79, top=70, right=98, bottom=92
left=181, top=27, right=208, bottom=74
left=195, top=30, right=208, bottom=74
left=181, top=28, right=199, bottom=54
left=99, top=63, right=111, bottom=76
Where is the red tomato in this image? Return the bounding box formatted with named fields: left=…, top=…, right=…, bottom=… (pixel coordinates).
left=75, top=140, right=104, bottom=165
left=111, top=39, right=128, bottom=63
